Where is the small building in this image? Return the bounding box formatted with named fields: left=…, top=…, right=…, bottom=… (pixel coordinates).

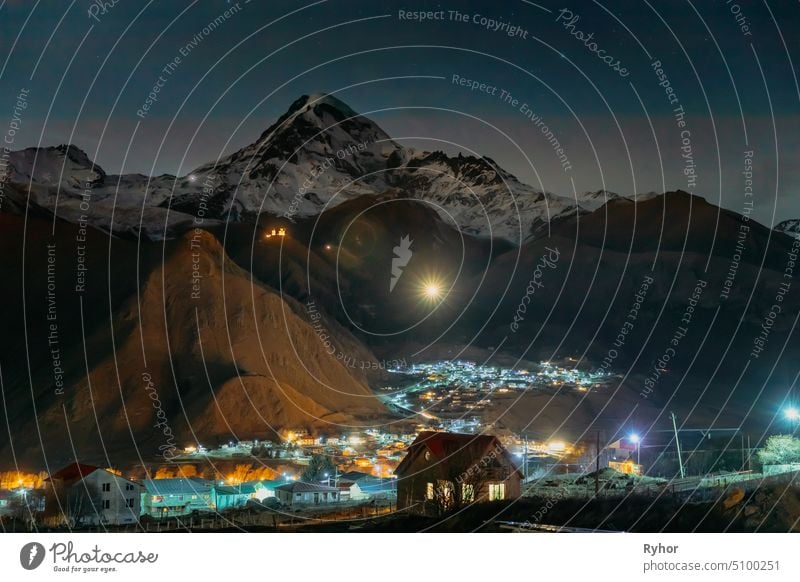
left=247, top=480, right=282, bottom=501
left=608, top=458, right=643, bottom=476
left=264, top=227, right=287, bottom=240
left=0, top=490, right=14, bottom=516
left=212, top=480, right=281, bottom=509
left=274, top=482, right=339, bottom=506
left=213, top=485, right=253, bottom=511
left=46, top=463, right=143, bottom=526
left=358, top=478, right=397, bottom=500
left=141, top=478, right=214, bottom=518
left=338, top=470, right=373, bottom=483
left=394, top=432, right=521, bottom=514
left=337, top=481, right=369, bottom=502
left=298, top=435, right=318, bottom=447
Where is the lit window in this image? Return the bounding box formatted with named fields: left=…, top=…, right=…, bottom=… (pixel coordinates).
left=462, top=484, right=475, bottom=502
left=488, top=483, right=505, bottom=501
left=426, top=482, right=434, bottom=500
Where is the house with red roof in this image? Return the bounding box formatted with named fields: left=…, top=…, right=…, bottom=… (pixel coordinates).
left=394, top=431, right=521, bottom=514
left=46, top=462, right=142, bottom=527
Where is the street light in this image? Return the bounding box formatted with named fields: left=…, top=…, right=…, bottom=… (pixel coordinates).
left=629, top=433, right=641, bottom=465
left=784, top=407, right=800, bottom=422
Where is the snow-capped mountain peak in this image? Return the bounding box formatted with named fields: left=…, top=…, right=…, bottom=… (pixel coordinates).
left=4, top=93, right=600, bottom=242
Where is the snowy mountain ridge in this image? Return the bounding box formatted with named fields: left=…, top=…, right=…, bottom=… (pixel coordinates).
left=4, top=93, right=639, bottom=242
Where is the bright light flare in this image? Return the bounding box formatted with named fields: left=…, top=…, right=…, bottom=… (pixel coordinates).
left=785, top=407, right=800, bottom=421
left=418, top=277, right=445, bottom=303
left=629, top=433, right=641, bottom=444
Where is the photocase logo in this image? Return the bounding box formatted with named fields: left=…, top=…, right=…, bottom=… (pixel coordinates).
left=389, top=235, right=413, bottom=292
left=19, top=542, right=46, bottom=570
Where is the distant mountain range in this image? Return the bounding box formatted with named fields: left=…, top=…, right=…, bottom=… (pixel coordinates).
left=3, top=93, right=698, bottom=243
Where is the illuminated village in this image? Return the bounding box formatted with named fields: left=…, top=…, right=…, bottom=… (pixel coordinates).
left=3, top=358, right=800, bottom=531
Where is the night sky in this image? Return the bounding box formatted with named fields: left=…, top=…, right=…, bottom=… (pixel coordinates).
left=1, top=0, right=798, bottom=225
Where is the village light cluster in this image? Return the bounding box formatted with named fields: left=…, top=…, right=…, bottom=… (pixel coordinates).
left=383, top=359, right=618, bottom=424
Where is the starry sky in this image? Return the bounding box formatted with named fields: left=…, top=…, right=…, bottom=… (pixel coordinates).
left=1, top=0, right=798, bottom=225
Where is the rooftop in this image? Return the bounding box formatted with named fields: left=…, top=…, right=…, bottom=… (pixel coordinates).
left=47, top=463, right=102, bottom=483
left=142, top=477, right=214, bottom=496
left=395, top=431, right=520, bottom=477
left=275, top=481, right=339, bottom=494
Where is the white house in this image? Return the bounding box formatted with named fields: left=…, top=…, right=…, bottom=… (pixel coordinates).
left=47, top=463, right=143, bottom=526
left=140, top=478, right=214, bottom=518
left=337, top=481, right=368, bottom=501
left=274, top=482, right=339, bottom=506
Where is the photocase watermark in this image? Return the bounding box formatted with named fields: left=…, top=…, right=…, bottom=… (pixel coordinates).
left=0, top=87, right=29, bottom=212
left=749, top=232, right=800, bottom=360
left=451, top=75, right=572, bottom=173
left=524, top=484, right=571, bottom=526
left=282, top=140, right=372, bottom=222
left=389, top=235, right=413, bottom=292
left=41, top=541, right=158, bottom=573
left=641, top=279, right=707, bottom=398
left=45, top=242, right=65, bottom=396
left=305, top=299, right=405, bottom=370
left=651, top=59, right=697, bottom=191
left=509, top=247, right=560, bottom=333
left=193, top=172, right=217, bottom=226
left=397, top=9, right=529, bottom=39
left=720, top=150, right=755, bottom=301
left=455, top=442, right=505, bottom=484
left=188, top=229, right=206, bottom=300
left=20, top=542, right=46, bottom=570
left=142, top=372, right=177, bottom=460
left=595, top=273, right=655, bottom=374
left=136, top=3, right=243, bottom=119
left=724, top=0, right=753, bottom=37
left=555, top=8, right=629, bottom=77
left=87, top=0, right=121, bottom=23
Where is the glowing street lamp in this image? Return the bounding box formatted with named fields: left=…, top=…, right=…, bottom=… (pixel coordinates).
left=785, top=407, right=800, bottom=423
left=629, top=433, right=641, bottom=464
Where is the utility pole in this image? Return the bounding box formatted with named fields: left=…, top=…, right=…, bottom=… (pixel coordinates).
left=741, top=433, right=746, bottom=471
left=595, top=431, right=600, bottom=496
left=523, top=436, right=528, bottom=481
left=747, top=435, right=751, bottom=471
left=671, top=412, right=686, bottom=478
